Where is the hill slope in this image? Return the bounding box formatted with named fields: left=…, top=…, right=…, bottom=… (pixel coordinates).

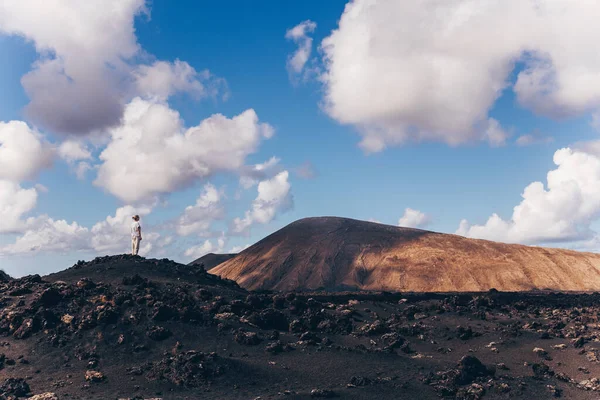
left=210, top=217, right=600, bottom=292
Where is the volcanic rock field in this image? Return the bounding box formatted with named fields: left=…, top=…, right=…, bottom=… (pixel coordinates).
left=0, top=255, right=599, bottom=398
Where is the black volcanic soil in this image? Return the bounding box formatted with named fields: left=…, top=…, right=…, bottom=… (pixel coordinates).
left=1, top=255, right=600, bottom=399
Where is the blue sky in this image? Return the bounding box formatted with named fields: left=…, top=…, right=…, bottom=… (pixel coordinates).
left=2, top=0, right=600, bottom=277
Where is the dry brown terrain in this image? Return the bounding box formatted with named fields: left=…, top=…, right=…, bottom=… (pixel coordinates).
left=210, top=217, right=600, bottom=292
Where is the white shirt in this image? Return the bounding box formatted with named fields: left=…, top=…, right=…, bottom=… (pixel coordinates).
left=131, top=221, right=141, bottom=238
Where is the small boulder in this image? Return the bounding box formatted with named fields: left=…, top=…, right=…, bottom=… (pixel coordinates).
left=29, top=393, right=59, bottom=400
left=13, top=318, right=37, bottom=339
left=234, top=329, right=262, bottom=346
left=85, top=370, right=105, bottom=382
left=147, top=326, right=172, bottom=341
left=310, top=388, right=336, bottom=398
left=248, top=308, right=289, bottom=331
left=455, top=355, right=494, bottom=385
left=349, top=376, right=373, bottom=386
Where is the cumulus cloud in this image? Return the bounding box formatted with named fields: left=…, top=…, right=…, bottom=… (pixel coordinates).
left=232, top=171, right=293, bottom=234
left=1, top=217, right=89, bottom=255
left=90, top=204, right=155, bottom=254
left=58, top=140, right=92, bottom=163
left=184, top=237, right=225, bottom=260
left=0, top=1, right=225, bottom=136
left=0, top=204, right=160, bottom=256
left=239, top=157, right=282, bottom=189
left=176, top=184, right=225, bottom=236
left=0, top=0, right=145, bottom=134
left=0, top=121, right=54, bottom=181
left=483, top=118, right=510, bottom=148
left=95, top=97, right=274, bottom=203
left=57, top=140, right=96, bottom=179
left=0, top=181, right=38, bottom=233
left=134, top=59, right=228, bottom=101
left=572, top=235, right=600, bottom=253
left=574, top=140, right=600, bottom=156
left=398, top=208, right=431, bottom=229
left=457, top=148, right=600, bottom=244
left=286, top=20, right=317, bottom=80
left=74, top=162, right=94, bottom=180
left=319, top=0, right=600, bottom=152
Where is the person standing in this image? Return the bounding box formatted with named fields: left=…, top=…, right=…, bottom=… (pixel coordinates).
left=131, top=215, right=142, bottom=255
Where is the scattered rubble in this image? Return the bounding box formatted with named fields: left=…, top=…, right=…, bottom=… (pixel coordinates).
left=0, top=255, right=599, bottom=398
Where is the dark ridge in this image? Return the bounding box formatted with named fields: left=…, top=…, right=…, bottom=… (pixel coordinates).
left=188, top=252, right=237, bottom=269
left=0, top=270, right=12, bottom=282
left=44, top=254, right=241, bottom=291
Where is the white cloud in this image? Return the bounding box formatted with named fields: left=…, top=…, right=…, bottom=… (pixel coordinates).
left=0, top=0, right=146, bottom=134
left=95, top=97, right=274, bottom=203
left=90, top=204, right=155, bottom=254
left=232, top=171, right=293, bottom=234
left=286, top=20, right=317, bottom=78
left=457, top=148, right=600, bottom=244
left=572, top=235, right=600, bottom=253
left=319, top=0, right=600, bottom=152
left=34, top=183, right=48, bottom=193
left=368, top=218, right=381, bottom=224
left=483, top=118, right=510, bottom=148
left=0, top=180, right=38, bottom=233
left=157, top=236, right=173, bottom=248
left=0, top=204, right=160, bottom=256
left=239, top=157, right=282, bottom=189
left=592, top=112, right=600, bottom=131
left=58, top=140, right=92, bottom=163
left=184, top=237, right=225, bottom=260
left=516, top=134, right=553, bottom=146
left=0, top=121, right=54, bottom=181
left=176, top=184, right=225, bottom=236
left=230, top=244, right=250, bottom=253
left=0, top=1, right=225, bottom=136
left=574, top=140, right=600, bottom=156
left=58, top=140, right=95, bottom=179
left=74, top=162, right=93, bottom=180
left=398, top=208, right=431, bottom=229
left=1, top=217, right=89, bottom=255
left=134, top=59, right=227, bottom=101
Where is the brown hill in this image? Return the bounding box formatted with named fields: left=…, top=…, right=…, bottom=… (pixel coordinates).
left=210, top=217, right=600, bottom=292
left=188, top=252, right=237, bottom=269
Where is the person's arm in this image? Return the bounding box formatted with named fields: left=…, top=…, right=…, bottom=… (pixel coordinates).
left=138, top=225, right=142, bottom=241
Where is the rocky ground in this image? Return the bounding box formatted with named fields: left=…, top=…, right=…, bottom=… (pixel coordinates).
left=0, top=256, right=600, bottom=399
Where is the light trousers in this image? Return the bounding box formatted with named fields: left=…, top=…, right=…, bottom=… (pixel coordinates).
left=132, top=236, right=140, bottom=255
